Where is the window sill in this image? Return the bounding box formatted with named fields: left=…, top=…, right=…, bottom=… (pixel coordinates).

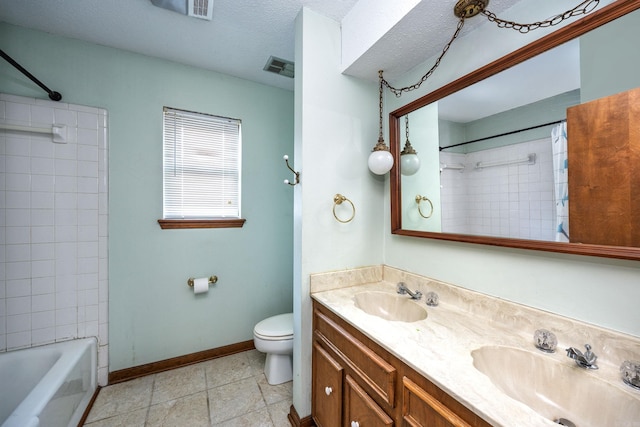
left=158, top=218, right=246, bottom=229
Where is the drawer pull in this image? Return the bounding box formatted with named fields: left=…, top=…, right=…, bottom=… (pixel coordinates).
left=325, top=386, right=332, bottom=396
left=351, top=422, right=360, bottom=427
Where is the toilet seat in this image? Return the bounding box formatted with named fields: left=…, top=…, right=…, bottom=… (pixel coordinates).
left=254, top=313, right=293, bottom=340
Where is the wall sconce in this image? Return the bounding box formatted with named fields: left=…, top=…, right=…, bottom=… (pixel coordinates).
left=400, top=114, right=420, bottom=176
left=372, top=0, right=599, bottom=174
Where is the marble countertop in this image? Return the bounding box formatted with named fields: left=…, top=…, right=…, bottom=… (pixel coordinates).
left=310, top=267, right=640, bottom=427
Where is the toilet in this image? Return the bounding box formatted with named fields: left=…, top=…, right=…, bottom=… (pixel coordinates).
left=253, top=313, right=294, bottom=385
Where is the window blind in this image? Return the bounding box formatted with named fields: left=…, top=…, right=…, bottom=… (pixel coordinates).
left=163, top=107, right=241, bottom=219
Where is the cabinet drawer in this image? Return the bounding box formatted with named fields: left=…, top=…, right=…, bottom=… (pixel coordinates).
left=315, top=308, right=396, bottom=406
left=313, top=342, right=343, bottom=427
left=346, top=374, right=394, bottom=427
left=402, top=376, right=472, bottom=427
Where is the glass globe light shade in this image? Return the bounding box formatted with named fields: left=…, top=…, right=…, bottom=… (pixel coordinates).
left=401, top=153, right=420, bottom=176
left=368, top=149, right=394, bottom=175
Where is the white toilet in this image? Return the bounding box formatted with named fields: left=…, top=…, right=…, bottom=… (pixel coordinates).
left=253, top=313, right=294, bottom=385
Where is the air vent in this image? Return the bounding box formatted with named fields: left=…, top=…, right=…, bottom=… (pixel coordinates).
left=263, top=56, right=295, bottom=78
left=150, top=0, right=213, bottom=20
left=189, top=0, right=213, bottom=20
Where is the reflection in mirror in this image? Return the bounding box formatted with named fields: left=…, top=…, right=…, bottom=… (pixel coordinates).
left=390, top=2, right=640, bottom=260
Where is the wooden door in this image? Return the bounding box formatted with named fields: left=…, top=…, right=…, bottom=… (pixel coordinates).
left=567, top=86, right=640, bottom=246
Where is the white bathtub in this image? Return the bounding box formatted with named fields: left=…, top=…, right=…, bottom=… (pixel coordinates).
left=0, top=338, right=97, bottom=427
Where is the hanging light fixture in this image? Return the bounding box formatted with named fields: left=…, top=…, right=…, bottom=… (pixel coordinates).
left=401, top=114, right=420, bottom=176
left=368, top=70, right=394, bottom=175
left=371, top=0, right=600, bottom=174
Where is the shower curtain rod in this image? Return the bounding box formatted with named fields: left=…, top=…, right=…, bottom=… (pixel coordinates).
left=0, top=49, right=62, bottom=101
left=439, top=119, right=564, bottom=151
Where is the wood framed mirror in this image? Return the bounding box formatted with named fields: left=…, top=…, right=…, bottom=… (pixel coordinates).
left=390, top=0, right=640, bottom=260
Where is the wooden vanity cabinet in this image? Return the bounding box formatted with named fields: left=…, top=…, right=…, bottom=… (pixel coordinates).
left=312, top=300, right=491, bottom=427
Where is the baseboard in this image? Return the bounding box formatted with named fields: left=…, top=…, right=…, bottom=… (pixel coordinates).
left=108, top=340, right=255, bottom=384
left=288, top=404, right=315, bottom=427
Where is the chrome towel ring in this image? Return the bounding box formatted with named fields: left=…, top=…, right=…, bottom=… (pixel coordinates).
left=333, top=194, right=355, bottom=223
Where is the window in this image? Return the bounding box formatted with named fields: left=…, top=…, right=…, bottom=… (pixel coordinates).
left=158, top=107, right=245, bottom=229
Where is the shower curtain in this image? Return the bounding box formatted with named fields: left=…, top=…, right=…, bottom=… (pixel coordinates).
left=552, top=122, right=569, bottom=242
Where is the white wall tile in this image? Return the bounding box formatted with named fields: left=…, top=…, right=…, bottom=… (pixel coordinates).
left=55, top=324, right=76, bottom=341
left=6, top=173, right=31, bottom=192
left=31, top=327, right=55, bottom=345
left=32, top=310, right=54, bottom=329
left=4, top=191, right=31, bottom=210
left=31, top=175, right=54, bottom=192
left=31, top=277, right=55, bottom=295
left=77, top=112, right=98, bottom=130
left=54, top=108, right=77, bottom=127
left=32, top=294, right=55, bottom=312
left=5, top=101, right=30, bottom=122
left=6, top=279, right=30, bottom=297
left=7, top=331, right=31, bottom=350
left=7, top=296, right=30, bottom=315
left=31, top=105, right=54, bottom=125
left=1, top=94, right=107, bottom=382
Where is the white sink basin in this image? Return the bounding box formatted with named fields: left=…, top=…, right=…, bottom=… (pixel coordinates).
left=354, top=291, right=427, bottom=322
left=472, top=346, right=640, bottom=427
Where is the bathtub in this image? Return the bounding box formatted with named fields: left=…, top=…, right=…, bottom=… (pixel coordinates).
left=0, top=338, right=97, bottom=427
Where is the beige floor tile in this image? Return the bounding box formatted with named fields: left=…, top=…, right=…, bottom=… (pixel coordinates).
left=86, top=376, right=154, bottom=423
left=214, top=407, right=274, bottom=427
left=204, top=352, right=254, bottom=388
left=146, top=391, right=210, bottom=427
left=257, top=375, right=292, bottom=405
left=267, top=400, right=292, bottom=427
left=83, top=408, right=147, bottom=427
left=245, top=349, right=266, bottom=376
left=208, top=377, right=266, bottom=424
left=151, top=363, right=206, bottom=405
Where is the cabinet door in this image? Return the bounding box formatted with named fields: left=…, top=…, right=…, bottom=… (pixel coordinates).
left=402, top=377, right=472, bottom=427
left=345, top=374, right=394, bottom=427
left=313, top=342, right=343, bottom=427
left=567, top=86, right=640, bottom=246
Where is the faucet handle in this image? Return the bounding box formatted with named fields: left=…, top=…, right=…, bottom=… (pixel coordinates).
left=397, top=282, right=407, bottom=294
left=583, top=344, right=597, bottom=364
left=534, top=329, right=557, bottom=353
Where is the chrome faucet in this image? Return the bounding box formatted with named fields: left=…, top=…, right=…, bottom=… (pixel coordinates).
left=566, top=344, right=598, bottom=370
left=397, top=282, right=422, bottom=300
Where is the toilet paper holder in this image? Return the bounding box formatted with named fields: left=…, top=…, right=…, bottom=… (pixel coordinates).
left=187, top=276, right=218, bottom=288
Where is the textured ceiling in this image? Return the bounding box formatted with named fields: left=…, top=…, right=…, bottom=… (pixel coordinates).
left=0, top=0, right=526, bottom=91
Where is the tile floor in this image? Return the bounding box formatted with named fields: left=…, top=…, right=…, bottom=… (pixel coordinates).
left=84, top=350, right=293, bottom=426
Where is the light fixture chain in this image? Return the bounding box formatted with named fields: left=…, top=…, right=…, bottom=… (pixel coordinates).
left=381, top=18, right=466, bottom=97
left=482, top=0, right=600, bottom=33
left=378, top=70, right=384, bottom=140
left=405, top=115, right=410, bottom=143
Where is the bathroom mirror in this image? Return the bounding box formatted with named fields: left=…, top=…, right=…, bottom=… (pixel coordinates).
left=390, top=1, right=640, bottom=260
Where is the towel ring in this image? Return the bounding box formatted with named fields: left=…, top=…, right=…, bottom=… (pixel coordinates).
left=333, top=194, right=355, bottom=223
left=416, top=195, right=434, bottom=219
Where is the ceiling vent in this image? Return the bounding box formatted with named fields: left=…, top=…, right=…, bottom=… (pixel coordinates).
left=150, top=0, right=213, bottom=21
left=188, top=0, right=213, bottom=20
left=263, top=56, right=295, bottom=79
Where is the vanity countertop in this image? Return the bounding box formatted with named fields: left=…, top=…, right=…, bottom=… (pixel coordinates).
left=310, top=266, right=640, bottom=427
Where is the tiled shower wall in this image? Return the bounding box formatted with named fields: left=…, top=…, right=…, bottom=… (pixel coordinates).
left=440, top=137, right=555, bottom=241
left=0, top=93, right=109, bottom=385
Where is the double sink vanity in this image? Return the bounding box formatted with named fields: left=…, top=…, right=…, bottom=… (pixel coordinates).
left=310, top=266, right=640, bottom=427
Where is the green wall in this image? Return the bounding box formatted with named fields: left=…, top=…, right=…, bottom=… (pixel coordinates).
left=580, top=8, right=640, bottom=102
left=0, top=23, right=294, bottom=370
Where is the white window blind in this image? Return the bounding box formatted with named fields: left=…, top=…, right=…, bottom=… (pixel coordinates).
left=163, top=107, right=241, bottom=219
